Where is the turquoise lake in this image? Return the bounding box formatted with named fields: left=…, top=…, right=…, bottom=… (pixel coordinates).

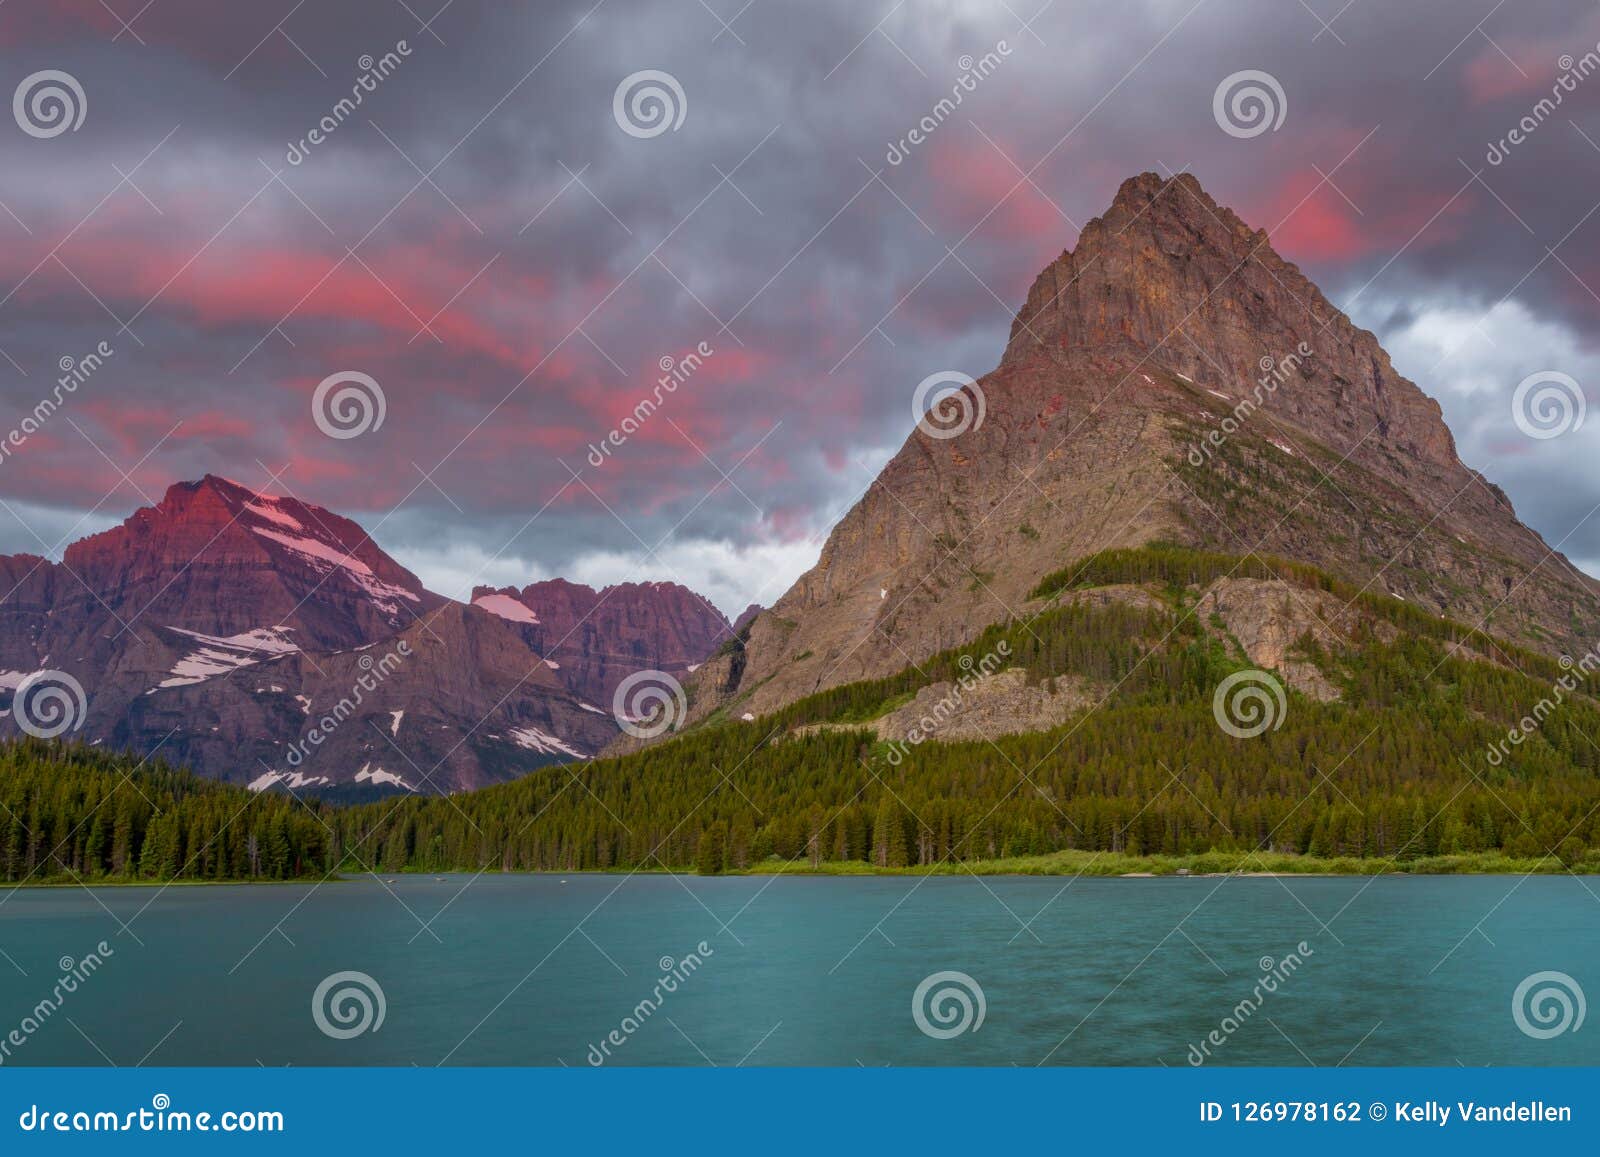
left=0, top=874, right=1595, bottom=1066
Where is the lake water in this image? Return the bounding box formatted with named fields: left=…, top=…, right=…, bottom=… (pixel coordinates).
left=1, top=874, right=1595, bottom=1066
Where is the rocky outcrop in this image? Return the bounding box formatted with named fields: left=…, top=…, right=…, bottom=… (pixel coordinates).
left=1195, top=578, right=1344, bottom=701
left=470, top=578, right=732, bottom=704
left=874, top=668, right=1098, bottom=743
left=696, top=172, right=1600, bottom=722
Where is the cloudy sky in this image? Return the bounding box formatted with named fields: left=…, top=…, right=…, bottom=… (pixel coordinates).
left=1, top=0, right=1598, bottom=614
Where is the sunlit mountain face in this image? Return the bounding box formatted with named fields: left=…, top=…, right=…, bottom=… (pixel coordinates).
left=2, top=1, right=1599, bottom=617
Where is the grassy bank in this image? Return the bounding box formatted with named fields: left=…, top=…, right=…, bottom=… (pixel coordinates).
left=742, top=848, right=1588, bottom=877
left=5, top=851, right=1590, bottom=886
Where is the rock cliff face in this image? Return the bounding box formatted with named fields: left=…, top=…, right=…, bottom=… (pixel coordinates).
left=0, top=476, right=619, bottom=793
left=470, top=578, right=732, bottom=704
left=700, top=172, right=1600, bottom=721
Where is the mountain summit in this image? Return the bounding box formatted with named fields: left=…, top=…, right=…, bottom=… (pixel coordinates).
left=63, top=475, right=440, bottom=648
left=0, top=477, right=721, bottom=793
left=694, top=172, right=1600, bottom=722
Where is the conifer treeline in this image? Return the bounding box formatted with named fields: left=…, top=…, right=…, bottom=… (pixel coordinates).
left=0, top=740, right=334, bottom=883
left=5, top=547, right=1599, bottom=881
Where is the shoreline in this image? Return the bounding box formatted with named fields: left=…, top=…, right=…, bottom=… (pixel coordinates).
left=3, top=849, right=1591, bottom=888
left=0, top=877, right=336, bottom=891
left=739, top=852, right=1591, bottom=878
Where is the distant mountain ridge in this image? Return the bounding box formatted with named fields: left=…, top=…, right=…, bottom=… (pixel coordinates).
left=470, top=578, right=732, bottom=704
left=0, top=476, right=726, bottom=793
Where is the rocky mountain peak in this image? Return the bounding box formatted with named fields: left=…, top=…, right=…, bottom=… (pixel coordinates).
left=1004, top=170, right=1457, bottom=471
left=687, top=171, right=1600, bottom=725
left=59, top=475, right=434, bottom=649
left=0, top=478, right=616, bottom=793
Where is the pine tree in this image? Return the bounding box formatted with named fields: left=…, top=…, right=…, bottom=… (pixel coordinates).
left=695, top=825, right=725, bottom=875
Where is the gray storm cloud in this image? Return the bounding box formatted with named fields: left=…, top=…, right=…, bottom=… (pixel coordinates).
left=0, top=0, right=1597, bottom=612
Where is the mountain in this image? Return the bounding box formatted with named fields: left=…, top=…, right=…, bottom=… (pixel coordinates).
left=469, top=578, right=732, bottom=704
left=0, top=476, right=439, bottom=672
left=12, top=169, right=1600, bottom=878
left=64, top=476, right=444, bottom=647
left=694, top=172, right=1600, bottom=724
left=0, top=475, right=620, bottom=793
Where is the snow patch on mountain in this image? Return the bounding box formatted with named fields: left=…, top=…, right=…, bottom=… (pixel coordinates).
left=355, top=764, right=412, bottom=789
left=249, top=526, right=420, bottom=614
left=472, top=593, right=540, bottom=624
left=243, top=500, right=304, bottom=531
left=154, top=626, right=299, bottom=690
left=248, top=769, right=331, bottom=793
left=506, top=726, right=586, bottom=758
